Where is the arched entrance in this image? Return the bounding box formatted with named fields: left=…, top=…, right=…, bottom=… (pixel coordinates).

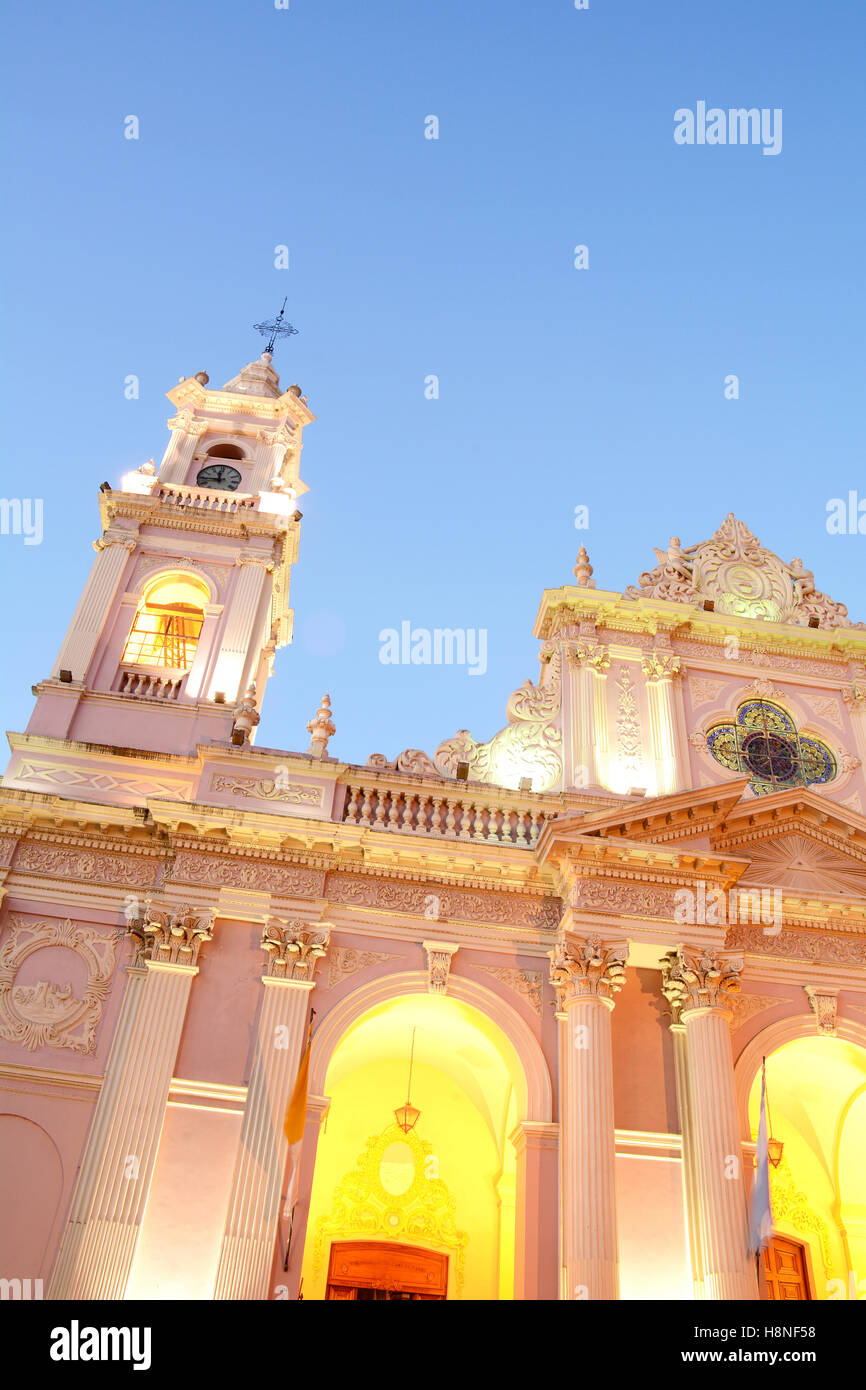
left=737, top=1021, right=866, bottom=1301
left=299, top=981, right=554, bottom=1300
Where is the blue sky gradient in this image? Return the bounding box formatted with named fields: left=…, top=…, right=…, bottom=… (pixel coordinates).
left=2, top=0, right=864, bottom=765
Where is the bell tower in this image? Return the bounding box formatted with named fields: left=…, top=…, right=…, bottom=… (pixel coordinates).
left=20, top=350, right=315, bottom=758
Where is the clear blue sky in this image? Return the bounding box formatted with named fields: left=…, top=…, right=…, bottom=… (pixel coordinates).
left=2, top=0, right=864, bottom=767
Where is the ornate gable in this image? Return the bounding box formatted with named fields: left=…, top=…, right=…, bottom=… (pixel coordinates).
left=625, top=513, right=863, bottom=630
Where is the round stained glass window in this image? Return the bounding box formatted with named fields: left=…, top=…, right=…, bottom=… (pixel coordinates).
left=706, top=699, right=837, bottom=795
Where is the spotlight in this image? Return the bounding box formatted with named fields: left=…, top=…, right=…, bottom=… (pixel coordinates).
left=58, top=669, right=73, bottom=683
left=456, top=762, right=470, bottom=781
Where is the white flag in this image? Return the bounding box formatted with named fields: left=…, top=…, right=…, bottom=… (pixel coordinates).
left=749, top=1070, right=774, bottom=1254
left=283, top=1140, right=302, bottom=1220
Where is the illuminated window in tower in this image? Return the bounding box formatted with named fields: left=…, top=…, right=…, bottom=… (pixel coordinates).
left=122, top=574, right=208, bottom=670
left=706, top=699, right=836, bottom=796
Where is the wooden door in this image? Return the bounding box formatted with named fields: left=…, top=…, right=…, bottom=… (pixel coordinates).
left=762, top=1236, right=811, bottom=1300
left=326, top=1241, right=448, bottom=1300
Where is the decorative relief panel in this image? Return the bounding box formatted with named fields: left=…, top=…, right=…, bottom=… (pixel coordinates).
left=13, top=761, right=193, bottom=802
left=210, top=774, right=323, bottom=806
left=13, top=841, right=162, bottom=889
left=476, top=965, right=544, bottom=1017
left=132, top=553, right=229, bottom=597
left=726, top=923, right=866, bottom=967
left=170, top=852, right=325, bottom=898
left=725, top=992, right=785, bottom=1031
left=615, top=666, right=642, bottom=780
left=800, top=694, right=844, bottom=731
left=324, top=871, right=562, bottom=932
left=689, top=677, right=728, bottom=709
left=571, top=878, right=676, bottom=920
left=327, top=946, right=403, bottom=990
left=0, top=916, right=119, bottom=1054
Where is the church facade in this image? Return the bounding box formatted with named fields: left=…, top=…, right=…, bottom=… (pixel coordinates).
left=2, top=351, right=865, bottom=1302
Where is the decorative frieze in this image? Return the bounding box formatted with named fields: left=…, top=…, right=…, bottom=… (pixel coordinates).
left=548, top=933, right=627, bottom=1007
left=0, top=916, right=119, bottom=1054
left=171, top=851, right=325, bottom=898
left=570, top=878, right=676, bottom=920
left=260, top=919, right=330, bottom=981
left=726, top=923, right=866, bottom=967
left=325, top=872, right=562, bottom=932
left=13, top=841, right=163, bottom=889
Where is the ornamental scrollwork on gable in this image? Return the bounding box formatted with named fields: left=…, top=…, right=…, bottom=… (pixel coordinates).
left=433, top=650, right=563, bottom=792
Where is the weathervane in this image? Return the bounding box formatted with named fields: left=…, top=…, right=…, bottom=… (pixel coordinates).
left=253, top=298, right=299, bottom=355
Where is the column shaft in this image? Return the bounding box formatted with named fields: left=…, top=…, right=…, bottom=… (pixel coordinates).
left=213, top=979, right=313, bottom=1300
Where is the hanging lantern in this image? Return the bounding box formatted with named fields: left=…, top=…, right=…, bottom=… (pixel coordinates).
left=394, top=1101, right=421, bottom=1134
left=768, top=1136, right=784, bottom=1168
left=394, top=1027, right=420, bottom=1133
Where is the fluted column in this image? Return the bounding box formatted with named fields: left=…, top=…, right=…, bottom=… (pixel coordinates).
left=48, top=904, right=214, bottom=1299
left=662, top=948, right=757, bottom=1301
left=209, top=553, right=273, bottom=703
left=641, top=651, right=684, bottom=794
left=550, top=932, right=627, bottom=1300
left=667, top=1011, right=705, bottom=1298
left=53, top=530, right=138, bottom=681
left=213, top=920, right=330, bottom=1301
left=568, top=641, right=610, bottom=789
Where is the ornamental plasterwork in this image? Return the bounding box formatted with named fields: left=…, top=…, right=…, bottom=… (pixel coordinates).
left=433, top=649, right=563, bottom=793
left=689, top=677, right=728, bottom=709
left=365, top=749, right=440, bottom=777
left=423, top=940, right=459, bottom=994
left=726, top=923, right=866, bottom=967
left=660, top=947, right=743, bottom=1018
left=626, top=513, right=864, bottom=629
left=0, top=916, right=118, bottom=1054
left=476, top=965, right=544, bottom=1017
left=325, top=872, right=563, bottom=932
left=327, top=946, right=403, bottom=990
left=804, top=985, right=838, bottom=1036
left=210, top=774, right=323, bottom=806
left=14, top=761, right=193, bottom=802
left=571, top=878, right=676, bottom=920
left=615, top=666, right=642, bottom=778
left=170, top=851, right=326, bottom=898
left=549, top=933, right=627, bottom=1006
left=131, top=903, right=215, bottom=967
left=312, top=1122, right=468, bottom=1298
left=13, top=841, right=162, bottom=889
left=641, top=650, right=682, bottom=681
left=725, top=991, right=784, bottom=1031
left=769, top=1156, right=832, bottom=1275
left=737, top=836, right=866, bottom=897
left=261, top=919, right=329, bottom=980
left=566, top=640, right=610, bottom=672
left=800, top=693, right=844, bottom=731
left=672, top=639, right=848, bottom=679
left=843, top=683, right=866, bottom=713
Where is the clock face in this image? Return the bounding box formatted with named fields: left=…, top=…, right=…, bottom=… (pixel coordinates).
left=196, top=463, right=242, bottom=492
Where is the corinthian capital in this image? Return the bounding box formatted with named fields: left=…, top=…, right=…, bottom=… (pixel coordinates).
left=641, top=650, right=682, bottom=681
left=94, top=528, right=137, bottom=553
left=567, top=640, right=610, bottom=672
left=660, top=947, right=743, bottom=1020
left=236, top=551, right=275, bottom=571
left=261, top=920, right=330, bottom=981
left=138, top=903, right=215, bottom=968
left=549, top=932, right=627, bottom=1007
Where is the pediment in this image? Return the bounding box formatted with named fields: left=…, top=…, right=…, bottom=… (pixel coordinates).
left=733, top=832, right=866, bottom=897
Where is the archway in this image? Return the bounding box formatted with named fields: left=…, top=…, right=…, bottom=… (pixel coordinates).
left=738, top=1025, right=866, bottom=1300
left=301, top=984, right=553, bottom=1300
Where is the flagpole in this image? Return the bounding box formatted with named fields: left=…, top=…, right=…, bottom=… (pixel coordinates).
left=279, top=1007, right=316, bottom=1277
